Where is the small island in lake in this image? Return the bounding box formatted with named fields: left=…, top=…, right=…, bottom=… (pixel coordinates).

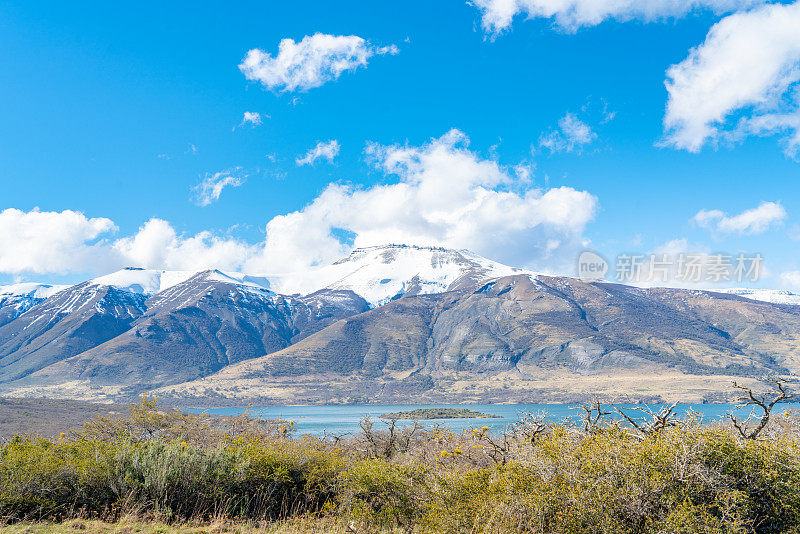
left=380, top=408, right=501, bottom=420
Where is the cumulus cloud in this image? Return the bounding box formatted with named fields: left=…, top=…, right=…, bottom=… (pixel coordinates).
left=538, top=113, right=596, bottom=153
left=248, top=129, right=597, bottom=274
left=239, top=33, right=399, bottom=92
left=0, top=209, right=117, bottom=275
left=0, top=210, right=257, bottom=277
left=1, top=131, right=597, bottom=279
left=691, top=201, right=787, bottom=235
left=192, top=168, right=248, bottom=207
left=296, top=139, right=340, bottom=166
left=472, top=0, right=765, bottom=34
left=112, top=219, right=253, bottom=272
left=663, top=2, right=800, bottom=155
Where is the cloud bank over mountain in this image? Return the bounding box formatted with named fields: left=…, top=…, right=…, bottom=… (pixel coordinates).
left=0, top=131, right=596, bottom=279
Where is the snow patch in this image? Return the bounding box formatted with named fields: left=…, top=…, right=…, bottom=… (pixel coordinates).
left=715, top=288, right=800, bottom=306
left=90, top=268, right=196, bottom=295
left=0, top=283, right=68, bottom=300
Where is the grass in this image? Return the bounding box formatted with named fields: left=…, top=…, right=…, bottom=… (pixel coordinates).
left=4, top=397, right=800, bottom=533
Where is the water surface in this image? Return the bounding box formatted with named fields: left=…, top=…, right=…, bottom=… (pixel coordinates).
left=188, top=403, right=800, bottom=436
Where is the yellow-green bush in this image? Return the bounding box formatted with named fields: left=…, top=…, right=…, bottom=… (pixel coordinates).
left=4, top=400, right=800, bottom=533
left=0, top=436, right=340, bottom=522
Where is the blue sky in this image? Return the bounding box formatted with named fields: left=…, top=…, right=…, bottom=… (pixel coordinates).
left=1, top=0, right=799, bottom=288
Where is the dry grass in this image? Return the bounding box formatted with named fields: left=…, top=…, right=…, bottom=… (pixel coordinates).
left=0, top=516, right=359, bottom=533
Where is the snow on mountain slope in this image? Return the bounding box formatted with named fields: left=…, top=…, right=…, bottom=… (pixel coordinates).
left=12, top=249, right=800, bottom=314
left=0, top=283, right=68, bottom=301
left=202, top=270, right=273, bottom=293
left=269, top=244, right=529, bottom=306
left=90, top=268, right=273, bottom=296
left=716, top=288, right=800, bottom=306
left=90, top=268, right=196, bottom=295
left=0, top=283, right=69, bottom=325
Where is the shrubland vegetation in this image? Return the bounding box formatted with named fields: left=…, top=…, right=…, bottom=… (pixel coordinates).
left=3, top=382, right=800, bottom=533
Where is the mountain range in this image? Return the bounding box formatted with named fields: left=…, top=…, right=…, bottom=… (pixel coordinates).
left=1, top=244, right=799, bottom=404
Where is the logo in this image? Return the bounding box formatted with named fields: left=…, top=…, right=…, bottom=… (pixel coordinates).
left=577, top=250, right=608, bottom=281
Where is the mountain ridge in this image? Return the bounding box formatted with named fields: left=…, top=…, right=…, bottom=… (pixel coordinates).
left=1, top=244, right=799, bottom=403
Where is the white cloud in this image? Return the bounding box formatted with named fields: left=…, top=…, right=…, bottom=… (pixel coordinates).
left=192, top=168, right=248, bottom=207
left=112, top=219, right=253, bottom=272
left=472, top=0, right=764, bottom=34
left=539, top=113, right=596, bottom=153
left=0, top=131, right=597, bottom=278
left=691, top=201, right=787, bottom=235
left=248, top=129, right=597, bottom=274
left=0, top=209, right=117, bottom=275
left=0, top=210, right=257, bottom=277
left=296, top=139, right=340, bottom=166
left=239, top=33, right=398, bottom=92
left=662, top=2, right=800, bottom=155
left=241, top=111, right=263, bottom=128
left=652, top=237, right=693, bottom=256
left=781, top=270, right=800, bottom=288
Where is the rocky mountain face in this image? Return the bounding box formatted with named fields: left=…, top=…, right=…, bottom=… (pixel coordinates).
left=0, top=282, right=149, bottom=383
left=0, top=269, right=368, bottom=398
left=1, top=245, right=800, bottom=403
left=0, top=283, right=67, bottom=328
left=159, top=274, right=800, bottom=404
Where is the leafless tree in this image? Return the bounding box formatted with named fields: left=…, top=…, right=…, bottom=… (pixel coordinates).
left=729, top=377, right=795, bottom=440
left=483, top=430, right=513, bottom=465
left=322, top=430, right=351, bottom=446
left=359, top=416, right=423, bottom=459
left=512, top=411, right=548, bottom=444
left=571, top=398, right=612, bottom=432
left=612, top=402, right=680, bottom=437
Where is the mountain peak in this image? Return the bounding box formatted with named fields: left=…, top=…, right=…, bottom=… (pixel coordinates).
left=90, top=269, right=196, bottom=295
left=272, top=243, right=525, bottom=306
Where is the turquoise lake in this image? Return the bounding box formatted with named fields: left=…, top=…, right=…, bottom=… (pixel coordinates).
left=188, top=403, right=800, bottom=436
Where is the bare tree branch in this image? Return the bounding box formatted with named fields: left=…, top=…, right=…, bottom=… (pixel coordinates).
left=613, top=401, right=680, bottom=437
left=571, top=398, right=611, bottom=432
left=729, top=377, right=795, bottom=440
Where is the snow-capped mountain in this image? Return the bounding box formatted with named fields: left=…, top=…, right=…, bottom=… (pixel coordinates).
left=0, top=282, right=67, bottom=301
left=715, top=288, right=800, bottom=306
left=0, top=267, right=367, bottom=396
left=89, top=267, right=273, bottom=296
left=89, top=268, right=196, bottom=295
left=4, top=244, right=800, bottom=404
left=0, top=283, right=69, bottom=327
left=0, top=281, right=150, bottom=384
left=270, top=244, right=528, bottom=307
